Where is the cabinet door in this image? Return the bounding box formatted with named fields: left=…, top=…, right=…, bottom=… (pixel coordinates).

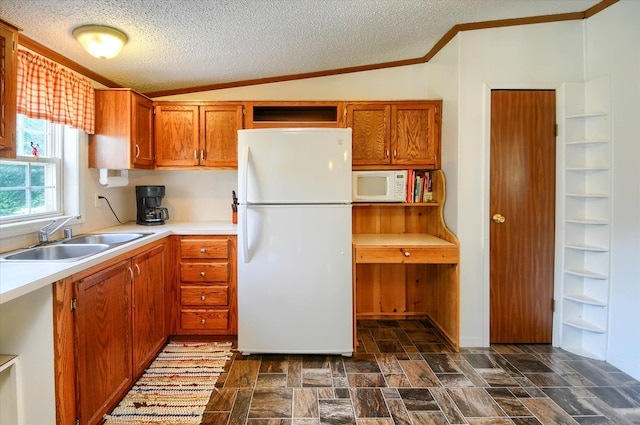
left=392, top=102, right=441, bottom=168
left=75, top=260, right=132, bottom=425
left=0, top=21, right=17, bottom=158
left=131, top=243, right=166, bottom=377
left=131, top=92, right=154, bottom=168
left=154, top=104, right=199, bottom=166
left=347, top=103, right=391, bottom=166
left=200, top=105, right=243, bottom=168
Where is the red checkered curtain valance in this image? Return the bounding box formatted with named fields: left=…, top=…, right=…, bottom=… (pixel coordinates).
left=16, top=50, right=95, bottom=134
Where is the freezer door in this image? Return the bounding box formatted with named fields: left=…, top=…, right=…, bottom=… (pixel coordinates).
left=237, top=204, right=353, bottom=355
left=238, top=128, right=352, bottom=204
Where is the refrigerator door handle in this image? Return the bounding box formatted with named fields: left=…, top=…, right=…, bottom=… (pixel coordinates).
left=240, top=145, right=249, bottom=205
left=241, top=206, right=250, bottom=263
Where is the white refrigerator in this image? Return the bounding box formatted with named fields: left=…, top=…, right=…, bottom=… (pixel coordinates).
left=237, top=128, right=353, bottom=356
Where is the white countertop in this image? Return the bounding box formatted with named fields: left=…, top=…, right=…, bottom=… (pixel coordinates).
left=0, top=221, right=237, bottom=305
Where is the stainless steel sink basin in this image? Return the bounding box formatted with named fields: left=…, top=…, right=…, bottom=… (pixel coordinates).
left=63, top=232, right=148, bottom=245
left=1, top=244, right=109, bottom=262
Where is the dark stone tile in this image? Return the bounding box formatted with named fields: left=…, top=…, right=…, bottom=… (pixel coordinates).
left=228, top=388, right=253, bottom=425
left=462, top=353, right=498, bottom=369
left=524, top=372, right=571, bottom=387
left=422, top=354, right=461, bottom=373
left=248, top=388, right=293, bottom=419
left=246, top=420, right=291, bottom=425
left=371, top=328, right=400, bottom=339
left=318, top=399, right=355, bottom=425
left=302, top=355, right=332, bottom=369
left=485, top=387, right=514, bottom=398
left=201, top=412, right=230, bottom=425
left=293, top=388, right=317, bottom=418
left=376, top=339, right=406, bottom=353
left=386, top=399, right=413, bottom=425
left=501, top=353, right=554, bottom=373
left=429, top=387, right=467, bottom=424
left=521, top=398, right=581, bottom=425
left=343, top=353, right=381, bottom=373
left=287, top=358, right=302, bottom=387
left=398, top=360, right=440, bottom=387
left=476, top=368, right=520, bottom=386
left=224, top=359, right=261, bottom=388
left=511, top=418, right=543, bottom=425
left=302, top=368, right=332, bottom=387
left=347, top=373, right=387, bottom=387
left=588, top=386, right=638, bottom=408
left=436, top=373, right=475, bottom=388
left=256, top=373, right=287, bottom=387
left=574, top=416, right=619, bottom=425
left=398, top=388, right=439, bottom=411
left=541, top=387, right=601, bottom=416
left=334, top=387, right=350, bottom=398
left=350, top=388, right=390, bottom=418
left=408, top=411, right=450, bottom=425
left=446, top=388, right=505, bottom=417
left=566, top=360, right=619, bottom=386
left=376, top=353, right=404, bottom=374
left=205, top=387, right=236, bottom=411
left=260, top=355, right=288, bottom=373
left=491, top=396, right=532, bottom=416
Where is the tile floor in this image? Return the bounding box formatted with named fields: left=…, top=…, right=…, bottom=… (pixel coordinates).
left=201, top=319, right=640, bottom=425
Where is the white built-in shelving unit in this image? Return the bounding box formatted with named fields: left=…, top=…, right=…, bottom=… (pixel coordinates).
left=560, top=77, right=611, bottom=360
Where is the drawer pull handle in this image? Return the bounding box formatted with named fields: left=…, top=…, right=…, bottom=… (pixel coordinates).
left=200, top=271, right=206, bottom=277
left=201, top=319, right=206, bottom=325
left=201, top=295, right=206, bottom=301
left=404, top=251, right=411, bottom=257
left=200, top=248, right=206, bottom=253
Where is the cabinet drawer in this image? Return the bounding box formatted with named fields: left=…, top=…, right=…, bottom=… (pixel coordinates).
left=180, top=263, right=229, bottom=282
left=181, top=285, right=228, bottom=306
left=181, top=309, right=229, bottom=330
left=355, top=247, right=459, bottom=264
left=181, top=239, right=229, bottom=259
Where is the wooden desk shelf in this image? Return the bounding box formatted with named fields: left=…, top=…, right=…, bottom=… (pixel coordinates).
left=352, top=169, right=460, bottom=351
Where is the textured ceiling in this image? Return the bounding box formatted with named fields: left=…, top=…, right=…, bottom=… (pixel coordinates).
left=1, top=0, right=601, bottom=95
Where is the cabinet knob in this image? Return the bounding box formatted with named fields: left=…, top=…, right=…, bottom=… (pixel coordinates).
left=200, top=248, right=206, bottom=253
left=201, top=295, right=206, bottom=301
left=404, top=251, right=411, bottom=257
left=201, top=319, right=206, bottom=325
left=200, top=271, right=206, bottom=277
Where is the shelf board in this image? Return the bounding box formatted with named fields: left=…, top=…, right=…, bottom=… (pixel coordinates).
left=566, top=138, right=608, bottom=145
left=565, top=192, right=608, bottom=198
left=565, top=112, right=608, bottom=119
left=565, top=167, right=609, bottom=172
left=353, top=202, right=440, bottom=207
left=564, top=268, right=608, bottom=280
left=565, top=244, right=608, bottom=252
left=565, top=218, right=609, bottom=225
left=563, top=318, right=606, bottom=333
left=563, top=294, right=607, bottom=307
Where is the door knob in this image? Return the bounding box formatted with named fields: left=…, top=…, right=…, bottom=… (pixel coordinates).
left=492, top=213, right=506, bottom=224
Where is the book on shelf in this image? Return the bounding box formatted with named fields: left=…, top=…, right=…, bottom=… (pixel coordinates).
left=406, top=170, right=433, bottom=203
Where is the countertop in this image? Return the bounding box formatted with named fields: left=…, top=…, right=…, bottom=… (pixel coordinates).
left=0, top=221, right=237, bottom=305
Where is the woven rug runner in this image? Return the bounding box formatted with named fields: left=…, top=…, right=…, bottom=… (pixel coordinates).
left=104, top=341, right=233, bottom=425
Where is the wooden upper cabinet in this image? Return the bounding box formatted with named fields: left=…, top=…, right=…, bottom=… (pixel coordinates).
left=89, top=89, right=154, bottom=169
left=154, top=103, right=200, bottom=167
left=0, top=20, right=18, bottom=159
left=392, top=102, right=441, bottom=168
left=200, top=105, right=243, bottom=168
left=347, top=103, right=391, bottom=166
left=155, top=102, right=243, bottom=169
left=348, top=101, right=442, bottom=169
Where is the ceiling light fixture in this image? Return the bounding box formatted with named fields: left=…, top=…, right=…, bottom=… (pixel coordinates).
left=72, top=25, right=128, bottom=59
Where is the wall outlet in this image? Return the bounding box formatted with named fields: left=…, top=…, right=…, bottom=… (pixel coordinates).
left=94, top=193, right=102, bottom=208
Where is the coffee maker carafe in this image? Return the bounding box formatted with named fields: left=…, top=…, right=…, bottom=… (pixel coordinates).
left=136, top=185, right=170, bottom=225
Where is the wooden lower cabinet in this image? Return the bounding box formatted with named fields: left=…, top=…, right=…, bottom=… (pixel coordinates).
left=131, top=243, right=165, bottom=377
left=75, top=259, right=133, bottom=425
left=174, top=235, right=237, bottom=335
left=54, top=239, right=168, bottom=425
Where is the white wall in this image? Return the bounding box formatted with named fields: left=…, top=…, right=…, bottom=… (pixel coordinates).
left=585, top=0, right=640, bottom=379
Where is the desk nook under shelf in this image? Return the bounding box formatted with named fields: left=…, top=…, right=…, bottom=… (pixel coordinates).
left=352, top=169, right=460, bottom=350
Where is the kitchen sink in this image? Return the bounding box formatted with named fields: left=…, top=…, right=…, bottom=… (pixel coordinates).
left=62, top=232, right=149, bottom=245
left=0, top=232, right=153, bottom=262
left=1, top=244, right=109, bottom=262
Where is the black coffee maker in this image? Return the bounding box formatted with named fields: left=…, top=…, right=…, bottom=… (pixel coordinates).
left=136, top=185, right=170, bottom=225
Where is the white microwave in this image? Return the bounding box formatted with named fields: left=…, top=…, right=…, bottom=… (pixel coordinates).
left=352, top=170, right=407, bottom=202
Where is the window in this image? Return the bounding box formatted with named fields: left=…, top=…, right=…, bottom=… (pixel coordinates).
left=0, top=114, right=78, bottom=223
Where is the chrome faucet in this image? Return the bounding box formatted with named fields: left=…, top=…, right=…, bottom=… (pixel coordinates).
left=38, top=216, right=79, bottom=244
